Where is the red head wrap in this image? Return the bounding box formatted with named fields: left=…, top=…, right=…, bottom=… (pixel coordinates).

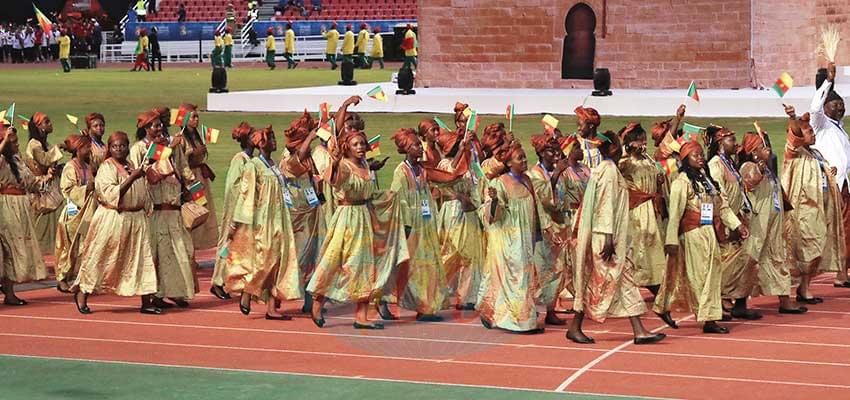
left=107, top=131, right=129, bottom=148
left=435, top=130, right=461, bottom=154
left=267, top=27, right=274, bottom=35
left=231, top=121, right=253, bottom=143
left=85, top=113, right=105, bottom=128
left=64, top=134, right=92, bottom=154
left=619, top=122, right=642, bottom=142
left=373, top=26, right=381, bottom=33
left=453, top=102, right=469, bottom=124
left=530, top=134, right=558, bottom=154
left=392, top=128, right=419, bottom=154
left=418, top=119, right=438, bottom=138
left=574, top=106, right=601, bottom=127
left=678, top=141, right=703, bottom=162
left=651, top=118, right=672, bottom=146
left=787, top=113, right=811, bottom=149
left=740, top=132, right=766, bottom=155
left=337, top=130, right=368, bottom=158
left=495, top=142, right=524, bottom=166
left=284, top=110, right=317, bottom=150
left=32, top=112, right=49, bottom=127
left=136, top=111, right=159, bottom=129
left=250, top=125, right=274, bottom=148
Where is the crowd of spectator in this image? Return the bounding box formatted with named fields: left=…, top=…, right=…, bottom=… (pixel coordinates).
left=0, top=18, right=103, bottom=64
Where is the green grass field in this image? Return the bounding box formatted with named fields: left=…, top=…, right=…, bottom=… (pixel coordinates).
left=2, top=65, right=794, bottom=216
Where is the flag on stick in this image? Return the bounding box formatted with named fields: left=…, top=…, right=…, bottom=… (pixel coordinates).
left=316, top=122, right=333, bottom=141
left=687, top=80, right=700, bottom=102
left=366, top=135, right=381, bottom=158
left=188, top=181, right=208, bottom=206
left=367, top=86, right=388, bottom=102
left=202, top=124, right=220, bottom=144
left=656, top=158, right=679, bottom=176
left=145, top=142, right=173, bottom=161
left=66, top=114, right=79, bottom=126
left=319, top=102, right=330, bottom=123
left=433, top=116, right=450, bottom=131
left=542, top=114, right=559, bottom=133
left=772, top=72, right=794, bottom=98
left=465, top=109, right=479, bottom=133
left=33, top=4, right=53, bottom=33
left=4, top=103, right=15, bottom=126
left=682, top=122, right=703, bottom=135
left=505, top=104, right=515, bottom=132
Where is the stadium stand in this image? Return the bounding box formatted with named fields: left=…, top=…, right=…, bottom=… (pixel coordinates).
left=146, top=0, right=416, bottom=22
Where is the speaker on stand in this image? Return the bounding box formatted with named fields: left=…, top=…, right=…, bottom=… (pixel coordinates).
left=210, top=66, right=229, bottom=93
left=338, top=60, right=357, bottom=86
left=396, top=66, right=415, bottom=95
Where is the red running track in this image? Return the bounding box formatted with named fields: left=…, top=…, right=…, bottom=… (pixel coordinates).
left=2, top=270, right=850, bottom=400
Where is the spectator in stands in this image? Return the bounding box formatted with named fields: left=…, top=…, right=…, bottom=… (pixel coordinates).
left=58, top=29, right=71, bottom=73
left=223, top=26, right=234, bottom=68
left=401, top=24, right=417, bottom=70
left=0, top=25, right=7, bottom=63
left=367, top=26, right=383, bottom=69
left=265, top=27, right=276, bottom=70
left=35, top=27, right=45, bottom=62
left=148, top=26, right=162, bottom=71
left=283, top=22, right=297, bottom=69
left=23, top=27, right=36, bottom=63
left=11, top=26, right=23, bottom=64
left=226, top=2, right=237, bottom=30
left=321, top=22, right=339, bottom=70
left=312, top=0, right=322, bottom=13
left=135, top=0, right=147, bottom=22
left=148, top=0, right=159, bottom=16
left=92, top=20, right=102, bottom=60
left=49, top=25, right=59, bottom=60
left=341, top=24, right=355, bottom=65
left=355, top=23, right=368, bottom=68
left=247, top=0, right=259, bottom=21
left=176, top=3, right=187, bottom=23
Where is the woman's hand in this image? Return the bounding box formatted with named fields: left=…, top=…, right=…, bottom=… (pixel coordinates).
left=600, top=234, right=615, bottom=262
left=368, top=157, right=389, bottom=171
left=664, top=244, right=679, bottom=257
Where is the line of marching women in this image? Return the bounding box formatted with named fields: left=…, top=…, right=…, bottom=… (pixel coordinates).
left=2, top=67, right=849, bottom=344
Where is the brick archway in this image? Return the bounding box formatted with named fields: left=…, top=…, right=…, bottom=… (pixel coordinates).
left=561, top=3, right=596, bottom=80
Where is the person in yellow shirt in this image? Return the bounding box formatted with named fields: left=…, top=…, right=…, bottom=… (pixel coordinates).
left=223, top=26, right=234, bottom=68
left=265, top=27, right=276, bottom=70
left=58, top=29, right=71, bottom=73
left=131, top=28, right=149, bottom=71
left=355, top=23, right=368, bottom=68
left=321, top=22, right=339, bottom=70
left=401, top=24, right=417, bottom=70
left=212, top=30, right=224, bottom=67
left=341, top=24, right=355, bottom=64
left=367, top=26, right=384, bottom=69
left=284, top=22, right=297, bottom=69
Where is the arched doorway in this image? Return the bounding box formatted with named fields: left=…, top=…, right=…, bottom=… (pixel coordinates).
left=561, top=3, right=596, bottom=80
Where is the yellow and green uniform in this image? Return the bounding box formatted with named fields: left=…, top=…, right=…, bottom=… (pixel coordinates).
left=403, top=28, right=417, bottom=69
left=58, top=34, right=71, bottom=72
left=223, top=33, right=234, bottom=67
left=212, top=35, right=224, bottom=66
left=356, top=28, right=368, bottom=66
left=322, top=28, right=339, bottom=68
left=367, top=32, right=384, bottom=69
left=341, top=30, right=355, bottom=63
left=284, top=28, right=297, bottom=69
left=265, top=34, right=276, bottom=69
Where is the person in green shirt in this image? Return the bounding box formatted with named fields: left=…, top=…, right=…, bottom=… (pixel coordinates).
left=284, top=22, right=297, bottom=69
left=265, top=27, right=276, bottom=70
left=321, top=22, right=339, bottom=70
left=223, top=26, right=234, bottom=68
left=341, top=24, right=355, bottom=64
left=58, top=29, right=71, bottom=73
left=212, top=30, right=224, bottom=67
left=366, top=26, right=383, bottom=69
left=355, top=23, right=368, bottom=68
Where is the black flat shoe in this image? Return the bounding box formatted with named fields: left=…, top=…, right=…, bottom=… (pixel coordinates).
left=480, top=316, right=492, bottom=329
left=731, top=309, right=763, bottom=320
left=634, top=333, right=667, bottom=345
left=265, top=314, right=292, bottom=321
left=169, top=298, right=189, bottom=308
left=376, top=302, right=398, bottom=321
left=311, top=315, right=325, bottom=328
left=834, top=281, right=850, bottom=288
left=56, top=283, right=72, bottom=294
left=152, top=297, right=174, bottom=309
left=721, top=313, right=733, bottom=321
left=353, top=321, right=384, bottom=330
left=655, top=312, right=678, bottom=329
left=140, top=306, right=162, bottom=315
left=3, top=298, right=27, bottom=306
left=795, top=294, right=823, bottom=304
left=566, top=331, right=595, bottom=344
left=554, top=308, right=576, bottom=315
left=416, top=314, right=444, bottom=322
left=702, top=323, right=729, bottom=334
left=74, top=292, right=91, bottom=315
left=239, top=301, right=250, bottom=315
left=545, top=315, right=567, bottom=326
left=514, top=327, right=545, bottom=335
left=209, top=285, right=229, bottom=300
left=779, top=306, right=808, bottom=314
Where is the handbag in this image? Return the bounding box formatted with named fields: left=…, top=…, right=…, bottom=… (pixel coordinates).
left=181, top=201, right=210, bottom=230
left=32, top=188, right=65, bottom=214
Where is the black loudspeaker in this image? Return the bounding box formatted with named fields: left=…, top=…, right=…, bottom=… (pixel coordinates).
left=396, top=66, right=415, bottom=95
left=591, top=68, right=612, bottom=96
left=210, top=66, right=228, bottom=93
left=816, top=68, right=828, bottom=89
left=338, top=61, right=357, bottom=85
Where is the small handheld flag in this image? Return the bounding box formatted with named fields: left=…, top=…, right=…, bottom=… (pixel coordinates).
left=542, top=114, right=559, bottom=132
left=687, top=80, right=700, bottom=102
left=772, top=72, right=794, bottom=98
left=433, top=116, right=449, bottom=131
left=188, top=181, right=208, bottom=206
left=145, top=142, right=173, bottom=161
left=173, top=109, right=192, bottom=128
left=17, top=115, right=29, bottom=131
left=33, top=4, right=53, bottom=34
left=655, top=158, right=679, bottom=177
left=682, top=122, right=704, bottom=135
left=202, top=125, right=220, bottom=144
left=66, top=114, right=79, bottom=126
left=505, top=104, right=515, bottom=132
left=319, top=102, right=330, bottom=123
left=5, top=103, right=15, bottom=126
left=366, top=135, right=381, bottom=159
left=465, top=109, right=479, bottom=133
left=0, top=110, right=6, bottom=125
left=753, top=121, right=763, bottom=134
left=462, top=107, right=472, bottom=118
left=367, top=85, right=388, bottom=102
left=316, top=123, right=333, bottom=141
left=471, top=161, right=485, bottom=179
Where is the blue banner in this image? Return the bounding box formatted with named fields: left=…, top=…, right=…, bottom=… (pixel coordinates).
left=125, top=19, right=415, bottom=41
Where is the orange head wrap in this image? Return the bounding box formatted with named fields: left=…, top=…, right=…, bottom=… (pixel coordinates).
left=392, top=128, right=419, bottom=154
left=231, top=121, right=253, bottom=143
left=436, top=130, right=461, bottom=155
left=417, top=119, right=438, bottom=138
left=337, top=129, right=368, bottom=158
left=740, top=131, right=766, bottom=156
left=530, top=134, right=558, bottom=154
left=107, top=131, right=129, bottom=148
left=651, top=118, right=672, bottom=146
left=453, top=102, right=469, bottom=124
left=574, top=106, right=601, bottom=127
left=559, top=135, right=578, bottom=156
left=32, top=112, right=49, bottom=127
left=249, top=125, right=274, bottom=149
left=787, top=113, right=811, bottom=149
left=284, top=110, right=317, bottom=150
left=152, top=106, right=170, bottom=123
left=495, top=142, right=524, bottom=166
left=619, top=122, right=642, bottom=143
left=136, top=111, right=160, bottom=129
left=63, top=134, right=92, bottom=154
left=705, top=125, right=734, bottom=147
left=85, top=113, right=105, bottom=128
left=481, top=126, right=506, bottom=156
left=679, top=141, right=703, bottom=162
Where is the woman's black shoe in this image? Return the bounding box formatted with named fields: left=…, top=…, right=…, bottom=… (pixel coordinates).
left=514, top=327, right=545, bottom=335
left=3, top=298, right=27, bottom=306
left=169, top=298, right=190, bottom=308
left=795, top=294, right=823, bottom=304
left=140, top=306, right=162, bottom=315
left=311, top=315, right=325, bottom=328
left=376, top=302, right=398, bottom=321
left=566, top=331, right=595, bottom=344
left=353, top=321, right=384, bottom=330
left=56, top=283, right=72, bottom=294
left=152, top=297, right=174, bottom=309
left=655, top=312, right=678, bottom=329
left=239, top=301, right=250, bottom=315
left=779, top=306, right=808, bottom=314
left=480, top=316, right=492, bottom=329
left=416, top=314, right=444, bottom=322
left=702, top=323, right=729, bottom=334
left=209, top=285, right=230, bottom=300
left=265, top=314, right=292, bottom=321
left=834, top=281, right=850, bottom=288
left=74, top=291, right=91, bottom=314
left=634, top=333, right=666, bottom=345
left=731, top=309, right=763, bottom=320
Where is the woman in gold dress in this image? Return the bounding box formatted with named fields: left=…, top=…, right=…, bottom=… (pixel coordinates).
left=84, top=113, right=108, bottom=173
left=23, top=112, right=64, bottom=255
left=175, top=104, right=219, bottom=251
